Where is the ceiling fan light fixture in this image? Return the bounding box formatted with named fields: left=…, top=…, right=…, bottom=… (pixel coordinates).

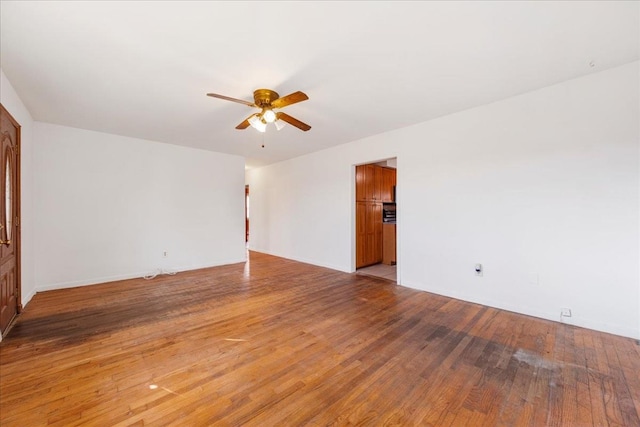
left=274, top=119, right=286, bottom=131
left=248, top=115, right=266, bottom=132
left=207, top=89, right=310, bottom=132
left=262, top=109, right=276, bottom=123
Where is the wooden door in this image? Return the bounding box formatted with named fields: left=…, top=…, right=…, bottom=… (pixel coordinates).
left=0, top=104, right=21, bottom=336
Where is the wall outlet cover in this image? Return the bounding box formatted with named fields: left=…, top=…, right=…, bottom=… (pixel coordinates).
left=475, top=263, right=483, bottom=276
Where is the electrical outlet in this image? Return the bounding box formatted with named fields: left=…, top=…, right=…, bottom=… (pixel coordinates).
left=560, top=308, right=572, bottom=318
left=163, top=251, right=168, bottom=258
left=475, top=263, right=483, bottom=276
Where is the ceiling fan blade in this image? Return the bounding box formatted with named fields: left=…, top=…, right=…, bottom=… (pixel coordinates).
left=277, top=112, right=311, bottom=131
left=236, top=113, right=257, bottom=130
left=271, top=91, right=309, bottom=109
left=207, top=93, right=256, bottom=107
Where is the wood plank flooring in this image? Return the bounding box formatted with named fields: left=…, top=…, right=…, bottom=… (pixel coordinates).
left=1, top=251, right=639, bottom=426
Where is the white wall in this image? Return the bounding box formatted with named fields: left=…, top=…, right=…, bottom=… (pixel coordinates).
left=34, top=123, right=246, bottom=290
left=247, top=61, right=640, bottom=339
left=0, top=69, right=36, bottom=308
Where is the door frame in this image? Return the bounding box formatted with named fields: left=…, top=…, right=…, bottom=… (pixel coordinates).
left=352, top=157, right=399, bottom=284
left=245, top=185, right=249, bottom=243
left=0, top=103, right=22, bottom=338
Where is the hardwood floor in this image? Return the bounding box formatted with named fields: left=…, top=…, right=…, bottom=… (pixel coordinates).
left=1, top=251, right=639, bottom=426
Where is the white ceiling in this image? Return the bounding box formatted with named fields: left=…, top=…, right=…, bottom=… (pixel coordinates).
left=1, top=1, right=638, bottom=168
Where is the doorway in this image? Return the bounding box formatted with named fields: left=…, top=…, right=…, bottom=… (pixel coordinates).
left=0, top=104, right=21, bottom=337
left=355, top=158, right=397, bottom=282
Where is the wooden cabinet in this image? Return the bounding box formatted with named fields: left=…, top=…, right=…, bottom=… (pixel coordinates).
left=356, top=164, right=385, bottom=202
left=381, top=167, right=396, bottom=202
left=356, top=201, right=382, bottom=268
left=367, top=165, right=382, bottom=202
left=383, top=224, right=396, bottom=265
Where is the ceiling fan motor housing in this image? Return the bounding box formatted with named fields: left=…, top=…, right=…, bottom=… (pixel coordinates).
left=253, top=89, right=279, bottom=107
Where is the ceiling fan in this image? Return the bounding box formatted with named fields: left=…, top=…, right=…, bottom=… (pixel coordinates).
left=207, top=89, right=311, bottom=132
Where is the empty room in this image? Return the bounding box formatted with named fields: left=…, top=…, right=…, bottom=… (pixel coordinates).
left=1, top=1, right=639, bottom=426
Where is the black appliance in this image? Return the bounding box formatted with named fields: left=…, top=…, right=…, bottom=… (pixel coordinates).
left=382, top=203, right=396, bottom=223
